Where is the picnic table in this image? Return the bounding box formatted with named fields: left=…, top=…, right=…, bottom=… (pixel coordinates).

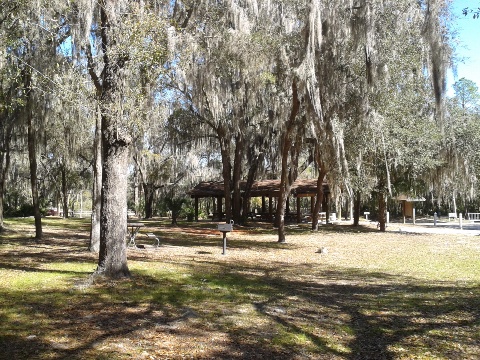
left=127, top=222, right=144, bottom=247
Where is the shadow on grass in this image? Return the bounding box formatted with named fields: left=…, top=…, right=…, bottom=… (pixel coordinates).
left=157, top=235, right=297, bottom=251
left=1, top=218, right=479, bottom=359
left=0, top=228, right=96, bottom=276
left=187, top=262, right=480, bottom=359
left=143, top=217, right=379, bottom=234
left=144, top=220, right=378, bottom=251
left=1, top=257, right=478, bottom=359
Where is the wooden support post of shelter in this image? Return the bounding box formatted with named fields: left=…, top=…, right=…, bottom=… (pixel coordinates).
left=268, top=196, right=273, bottom=221
left=216, top=196, right=222, bottom=220
left=194, top=197, right=199, bottom=222
left=297, top=197, right=301, bottom=223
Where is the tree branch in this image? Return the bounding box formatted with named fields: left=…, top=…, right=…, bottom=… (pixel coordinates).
left=180, top=6, right=194, bottom=29
left=463, top=7, right=480, bottom=19
left=84, top=46, right=102, bottom=94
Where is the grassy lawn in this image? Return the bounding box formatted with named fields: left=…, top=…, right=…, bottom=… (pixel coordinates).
left=0, top=217, right=479, bottom=359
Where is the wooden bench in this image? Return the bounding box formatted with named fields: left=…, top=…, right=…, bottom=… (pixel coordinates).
left=448, top=212, right=457, bottom=220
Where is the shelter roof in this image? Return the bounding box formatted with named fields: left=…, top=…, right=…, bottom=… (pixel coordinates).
left=291, top=179, right=329, bottom=197
left=188, top=181, right=225, bottom=198
left=249, top=179, right=281, bottom=196
left=188, top=179, right=329, bottom=198
left=395, top=194, right=426, bottom=202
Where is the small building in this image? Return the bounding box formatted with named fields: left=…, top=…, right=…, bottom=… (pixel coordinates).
left=396, top=194, right=425, bottom=223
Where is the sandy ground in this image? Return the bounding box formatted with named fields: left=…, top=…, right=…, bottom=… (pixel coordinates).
left=364, top=218, right=480, bottom=235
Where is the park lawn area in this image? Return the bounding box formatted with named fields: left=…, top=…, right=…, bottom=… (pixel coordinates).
left=0, top=217, right=479, bottom=359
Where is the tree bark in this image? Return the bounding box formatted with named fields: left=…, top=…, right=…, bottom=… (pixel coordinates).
left=219, top=126, right=232, bottom=222
left=24, top=66, right=42, bottom=239
left=98, top=111, right=130, bottom=277
left=277, top=80, right=301, bottom=243
left=61, top=164, right=69, bottom=218
left=232, top=133, right=244, bottom=224
left=0, top=150, right=10, bottom=232
left=0, top=155, right=7, bottom=231
left=89, top=107, right=102, bottom=252
left=311, top=141, right=327, bottom=231
left=27, top=113, right=42, bottom=239
left=312, top=171, right=327, bottom=231
left=96, top=0, right=130, bottom=278
left=353, top=190, right=361, bottom=226
left=134, top=167, right=140, bottom=216
left=378, top=193, right=387, bottom=232
left=241, top=152, right=264, bottom=224
left=143, top=183, right=155, bottom=219
left=0, top=115, right=13, bottom=231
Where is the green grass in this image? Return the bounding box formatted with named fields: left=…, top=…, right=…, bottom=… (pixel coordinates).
left=0, top=217, right=479, bottom=359
left=4, top=216, right=91, bottom=231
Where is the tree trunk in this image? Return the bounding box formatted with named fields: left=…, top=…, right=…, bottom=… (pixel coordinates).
left=143, top=183, right=155, bottom=219
left=27, top=115, right=42, bottom=239
left=219, top=127, right=232, bottom=222
left=311, top=141, right=327, bottom=231
left=0, top=154, right=9, bottom=231
left=98, top=113, right=130, bottom=277
left=61, top=164, right=69, bottom=218
left=0, top=186, right=4, bottom=231
left=353, top=190, right=361, bottom=226
left=89, top=108, right=102, bottom=252
left=311, top=170, right=327, bottom=231
left=241, top=152, right=264, bottom=224
left=25, top=67, right=42, bottom=239
left=452, top=190, right=457, bottom=216
left=171, top=211, right=178, bottom=225
left=378, top=193, right=386, bottom=232
left=232, top=133, right=244, bottom=224
left=0, top=117, right=12, bottom=231
left=96, top=1, right=130, bottom=278
left=277, top=80, right=301, bottom=243
left=55, top=191, right=61, bottom=216
left=134, top=167, right=140, bottom=216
